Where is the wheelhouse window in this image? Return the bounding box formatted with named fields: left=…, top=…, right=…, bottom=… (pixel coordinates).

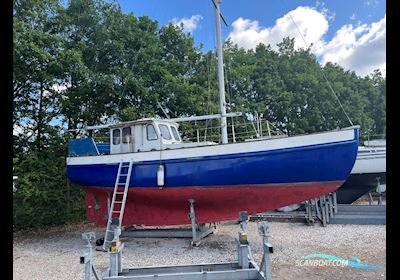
left=112, top=129, right=120, bottom=145
left=171, top=126, right=180, bottom=141
left=122, top=127, right=131, bottom=143
left=159, top=124, right=172, bottom=140
left=146, top=124, right=158, bottom=141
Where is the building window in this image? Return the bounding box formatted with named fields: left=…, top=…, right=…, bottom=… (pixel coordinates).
left=146, top=124, right=158, bottom=140
left=159, top=124, right=172, bottom=140
left=122, top=127, right=131, bottom=144
left=112, top=129, right=120, bottom=145
left=171, top=126, right=180, bottom=141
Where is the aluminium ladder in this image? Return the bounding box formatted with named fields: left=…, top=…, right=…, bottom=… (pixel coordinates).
left=102, top=161, right=134, bottom=251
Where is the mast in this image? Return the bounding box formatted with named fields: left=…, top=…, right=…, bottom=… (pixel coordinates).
left=213, top=0, right=228, bottom=144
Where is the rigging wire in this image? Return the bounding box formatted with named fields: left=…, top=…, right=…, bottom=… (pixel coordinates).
left=204, top=52, right=213, bottom=141
left=281, top=0, right=354, bottom=127
left=211, top=0, right=228, bottom=26
left=204, top=0, right=219, bottom=141
left=225, top=53, right=236, bottom=141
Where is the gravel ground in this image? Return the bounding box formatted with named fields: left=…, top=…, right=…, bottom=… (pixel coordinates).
left=13, top=221, right=386, bottom=280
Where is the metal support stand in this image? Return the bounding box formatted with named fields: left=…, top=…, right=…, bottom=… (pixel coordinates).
left=237, top=211, right=250, bottom=269
left=121, top=199, right=215, bottom=246
left=333, top=192, right=338, bottom=214
left=368, top=191, right=374, bottom=205
left=368, top=180, right=385, bottom=206
left=258, top=221, right=273, bottom=280
left=368, top=190, right=384, bottom=205
left=376, top=178, right=385, bottom=205
left=324, top=197, right=330, bottom=223
left=305, top=200, right=315, bottom=224
left=378, top=192, right=383, bottom=205
left=314, top=198, right=321, bottom=221
left=319, top=196, right=327, bottom=226
left=188, top=199, right=216, bottom=246
left=328, top=195, right=334, bottom=218
left=251, top=193, right=338, bottom=227
left=107, top=227, right=123, bottom=277
left=81, top=232, right=99, bottom=280
left=312, top=193, right=337, bottom=227
left=82, top=212, right=274, bottom=280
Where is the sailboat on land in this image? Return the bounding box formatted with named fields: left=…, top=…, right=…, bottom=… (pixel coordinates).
left=336, top=139, right=386, bottom=204
left=66, top=0, right=359, bottom=226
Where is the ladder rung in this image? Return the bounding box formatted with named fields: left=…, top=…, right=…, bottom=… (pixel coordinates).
left=104, top=163, right=131, bottom=244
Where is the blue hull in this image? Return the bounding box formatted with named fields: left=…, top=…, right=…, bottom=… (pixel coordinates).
left=67, top=140, right=358, bottom=189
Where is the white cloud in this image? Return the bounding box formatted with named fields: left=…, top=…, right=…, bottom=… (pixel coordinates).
left=228, top=7, right=386, bottom=77
left=229, top=7, right=328, bottom=51
left=172, top=15, right=203, bottom=33
left=42, top=82, right=71, bottom=98
left=316, top=16, right=386, bottom=76
left=52, top=83, right=71, bottom=93
left=13, top=124, right=23, bottom=136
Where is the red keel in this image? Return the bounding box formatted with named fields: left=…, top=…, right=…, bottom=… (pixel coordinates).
left=84, top=181, right=342, bottom=226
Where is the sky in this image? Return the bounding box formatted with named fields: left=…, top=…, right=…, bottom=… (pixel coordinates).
left=113, top=0, right=386, bottom=77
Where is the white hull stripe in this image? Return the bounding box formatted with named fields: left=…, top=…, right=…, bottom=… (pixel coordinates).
left=68, top=127, right=356, bottom=165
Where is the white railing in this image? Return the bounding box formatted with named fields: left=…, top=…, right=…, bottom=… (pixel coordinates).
left=89, top=117, right=287, bottom=145
left=180, top=117, right=286, bottom=143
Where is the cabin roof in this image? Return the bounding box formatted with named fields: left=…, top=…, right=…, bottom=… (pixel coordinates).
left=108, top=118, right=179, bottom=129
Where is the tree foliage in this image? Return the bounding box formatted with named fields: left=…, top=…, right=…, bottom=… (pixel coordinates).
left=13, top=0, right=386, bottom=230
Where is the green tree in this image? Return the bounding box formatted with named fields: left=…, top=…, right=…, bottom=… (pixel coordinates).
left=13, top=0, right=65, bottom=151
left=13, top=0, right=85, bottom=230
